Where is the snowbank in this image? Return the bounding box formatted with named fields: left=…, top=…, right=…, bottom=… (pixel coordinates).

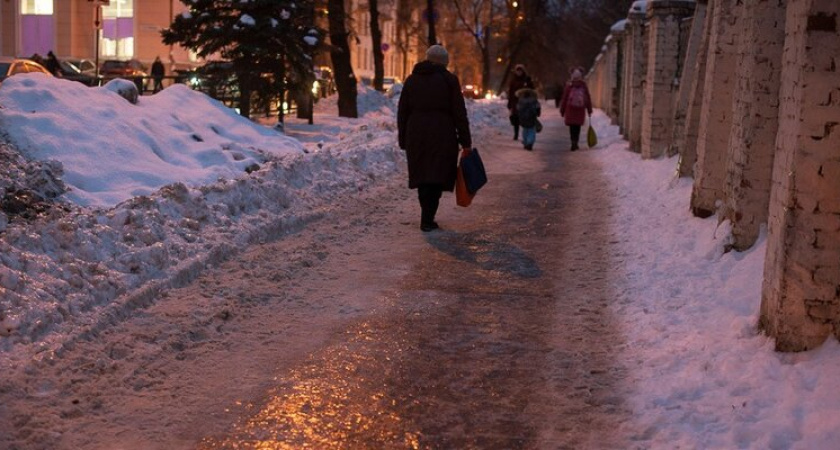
left=0, top=74, right=304, bottom=207
left=0, top=75, right=501, bottom=361
left=588, top=110, right=840, bottom=449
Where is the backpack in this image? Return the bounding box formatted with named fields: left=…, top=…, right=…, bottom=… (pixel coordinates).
left=568, top=85, right=586, bottom=108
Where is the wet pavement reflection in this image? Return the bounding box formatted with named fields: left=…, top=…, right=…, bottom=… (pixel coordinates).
left=200, top=121, right=631, bottom=448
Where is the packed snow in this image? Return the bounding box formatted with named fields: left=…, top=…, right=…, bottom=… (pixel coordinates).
left=588, top=111, right=840, bottom=448
left=0, top=73, right=838, bottom=448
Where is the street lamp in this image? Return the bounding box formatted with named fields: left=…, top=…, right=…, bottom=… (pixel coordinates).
left=88, top=0, right=110, bottom=80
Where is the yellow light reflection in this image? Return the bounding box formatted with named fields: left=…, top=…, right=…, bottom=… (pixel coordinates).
left=198, top=323, right=420, bottom=449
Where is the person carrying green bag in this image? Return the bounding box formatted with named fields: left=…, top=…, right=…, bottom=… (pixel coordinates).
left=559, top=66, right=593, bottom=151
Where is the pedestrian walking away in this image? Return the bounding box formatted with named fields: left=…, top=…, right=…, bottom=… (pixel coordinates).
left=559, top=67, right=593, bottom=151
left=506, top=64, right=534, bottom=141
left=516, top=87, right=541, bottom=151
left=151, top=56, right=165, bottom=93
left=44, top=51, right=60, bottom=76
left=397, top=44, right=472, bottom=232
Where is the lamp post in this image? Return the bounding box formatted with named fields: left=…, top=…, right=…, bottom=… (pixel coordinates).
left=88, top=0, right=110, bottom=81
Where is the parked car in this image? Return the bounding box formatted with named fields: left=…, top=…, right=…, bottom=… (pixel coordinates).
left=0, top=57, right=52, bottom=86
left=462, top=84, right=481, bottom=99
left=58, top=60, right=99, bottom=86
left=64, top=58, right=96, bottom=75
left=382, top=76, right=401, bottom=92
left=100, top=59, right=148, bottom=91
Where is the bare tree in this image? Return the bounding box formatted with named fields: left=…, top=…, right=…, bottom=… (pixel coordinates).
left=450, top=0, right=501, bottom=94
left=369, top=0, right=385, bottom=91
left=395, top=0, right=425, bottom=78
left=328, top=0, right=358, bottom=117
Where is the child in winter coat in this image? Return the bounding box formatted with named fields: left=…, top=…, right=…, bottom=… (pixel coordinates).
left=516, top=88, right=541, bottom=151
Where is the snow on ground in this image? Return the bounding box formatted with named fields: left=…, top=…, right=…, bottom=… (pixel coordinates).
left=588, top=110, right=840, bottom=448
left=0, top=72, right=838, bottom=447
left=0, top=75, right=502, bottom=363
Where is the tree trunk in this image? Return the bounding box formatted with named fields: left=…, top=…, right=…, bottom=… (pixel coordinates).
left=427, top=0, right=437, bottom=46
left=370, top=0, right=385, bottom=91
left=238, top=77, right=252, bottom=119
left=328, top=0, right=358, bottom=118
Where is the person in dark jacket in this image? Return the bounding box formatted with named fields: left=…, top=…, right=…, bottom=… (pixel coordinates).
left=506, top=64, right=534, bottom=141
left=398, top=45, right=472, bottom=232
left=151, top=56, right=165, bottom=93
left=516, top=88, right=541, bottom=151
left=45, top=51, right=60, bottom=76
left=559, top=67, right=593, bottom=151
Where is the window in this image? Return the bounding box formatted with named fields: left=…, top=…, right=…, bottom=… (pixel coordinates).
left=21, top=0, right=53, bottom=15
left=20, top=0, right=54, bottom=56
left=101, top=0, right=135, bottom=58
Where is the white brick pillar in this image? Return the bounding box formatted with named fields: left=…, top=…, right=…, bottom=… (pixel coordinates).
left=678, top=0, right=715, bottom=177
left=760, top=0, right=840, bottom=352
left=722, top=1, right=787, bottom=250
left=624, top=5, right=648, bottom=153
left=669, top=0, right=708, bottom=159
left=641, top=0, right=696, bottom=159
left=689, top=0, right=741, bottom=217
left=610, top=23, right=627, bottom=123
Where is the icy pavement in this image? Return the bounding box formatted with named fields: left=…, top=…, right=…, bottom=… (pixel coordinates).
left=0, top=105, right=638, bottom=449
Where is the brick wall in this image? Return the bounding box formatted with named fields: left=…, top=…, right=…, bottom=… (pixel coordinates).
left=624, top=9, right=648, bottom=153
left=760, top=0, right=840, bottom=351
left=722, top=1, right=787, bottom=250
left=668, top=2, right=706, bottom=160
left=689, top=0, right=741, bottom=218
left=641, top=0, right=696, bottom=159
left=677, top=0, right=715, bottom=177
left=580, top=0, right=840, bottom=352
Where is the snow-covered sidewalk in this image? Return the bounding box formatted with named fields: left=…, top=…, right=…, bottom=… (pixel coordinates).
left=0, top=73, right=838, bottom=448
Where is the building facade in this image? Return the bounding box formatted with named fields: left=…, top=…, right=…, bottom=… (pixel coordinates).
left=4, top=0, right=416, bottom=83
left=2, top=0, right=194, bottom=68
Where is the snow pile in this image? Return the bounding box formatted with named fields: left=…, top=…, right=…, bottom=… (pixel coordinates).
left=314, top=83, right=396, bottom=118
left=589, top=109, right=630, bottom=149
left=0, top=74, right=502, bottom=359
left=0, top=74, right=303, bottom=207
left=588, top=111, right=840, bottom=449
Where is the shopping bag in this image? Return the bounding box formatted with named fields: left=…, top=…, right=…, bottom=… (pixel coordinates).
left=535, top=119, right=543, bottom=133
left=460, top=148, right=487, bottom=194
left=455, top=166, right=473, bottom=207
left=587, top=125, right=598, bottom=148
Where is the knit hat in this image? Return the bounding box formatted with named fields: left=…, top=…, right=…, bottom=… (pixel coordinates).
left=425, top=45, right=449, bottom=67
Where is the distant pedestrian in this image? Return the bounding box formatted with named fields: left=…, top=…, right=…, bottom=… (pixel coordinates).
left=398, top=45, right=472, bottom=232
left=559, top=67, right=593, bottom=151
left=151, top=56, right=165, bottom=93
left=553, top=80, right=564, bottom=108
left=506, top=64, right=534, bottom=141
left=44, top=51, right=60, bottom=76
left=516, top=88, right=541, bottom=151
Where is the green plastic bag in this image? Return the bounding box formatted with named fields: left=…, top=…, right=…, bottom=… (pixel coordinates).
left=587, top=125, right=598, bottom=148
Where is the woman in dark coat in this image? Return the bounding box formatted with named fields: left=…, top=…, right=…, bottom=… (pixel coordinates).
left=398, top=45, right=472, bottom=232
left=559, top=67, right=593, bottom=151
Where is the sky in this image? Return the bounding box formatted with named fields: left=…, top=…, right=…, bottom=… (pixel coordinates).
left=0, top=73, right=838, bottom=449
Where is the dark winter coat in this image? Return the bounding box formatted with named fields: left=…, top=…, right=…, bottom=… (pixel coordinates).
left=151, top=60, right=165, bottom=79
left=515, top=88, right=541, bottom=128
left=560, top=79, right=593, bottom=126
left=397, top=61, right=472, bottom=191
left=507, top=73, right=534, bottom=113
